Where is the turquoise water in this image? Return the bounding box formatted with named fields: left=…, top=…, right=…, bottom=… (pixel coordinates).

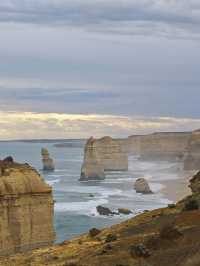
left=0, top=140, right=175, bottom=243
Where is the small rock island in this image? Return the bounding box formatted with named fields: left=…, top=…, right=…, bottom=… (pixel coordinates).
left=41, top=148, right=55, bottom=171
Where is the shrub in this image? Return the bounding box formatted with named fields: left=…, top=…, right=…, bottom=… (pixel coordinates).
left=184, top=199, right=199, bottom=211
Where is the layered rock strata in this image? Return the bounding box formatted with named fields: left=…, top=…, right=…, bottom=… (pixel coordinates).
left=80, top=137, right=105, bottom=181
left=94, top=136, right=128, bottom=171
left=135, top=132, right=191, bottom=160
left=41, top=148, right=55, bottom=171
left=80, top=136, right=128, bottom=180
left=184, top=129, right=200, bottom=170
left=0, top=160, right=55, bottom=255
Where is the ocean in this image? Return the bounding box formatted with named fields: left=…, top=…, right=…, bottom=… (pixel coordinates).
left=0, top=139, right=181, bottom=243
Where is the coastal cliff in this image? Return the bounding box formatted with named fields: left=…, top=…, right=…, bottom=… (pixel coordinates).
left=0, top=160, right=55, bottom=255
left=129, top=132, right=191, bottom=160
left=184, top=129, right=200, bottom=170
left=1, top=171, right=200, bottom=266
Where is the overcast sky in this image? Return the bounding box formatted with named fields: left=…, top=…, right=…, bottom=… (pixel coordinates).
left=0, top=0, right=200, bottom=139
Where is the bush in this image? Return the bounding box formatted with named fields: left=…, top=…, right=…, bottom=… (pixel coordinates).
left=184, top=199, right=199, bottom=211
left=168, top=203, right=176, bottom=209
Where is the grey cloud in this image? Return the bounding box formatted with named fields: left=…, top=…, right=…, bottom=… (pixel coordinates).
left=0, top=1, right=200, bottom=37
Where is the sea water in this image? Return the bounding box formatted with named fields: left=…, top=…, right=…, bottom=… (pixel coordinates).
left=0, top=140, right=180, bottom=243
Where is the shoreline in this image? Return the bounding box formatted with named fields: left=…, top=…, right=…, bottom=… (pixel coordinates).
left=158, top=170, right=195, bottom=203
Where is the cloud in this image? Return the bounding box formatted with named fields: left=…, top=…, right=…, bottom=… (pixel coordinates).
left=0, top=0, right=199, bottom=38
left=0, top=111, right=199, bottom=140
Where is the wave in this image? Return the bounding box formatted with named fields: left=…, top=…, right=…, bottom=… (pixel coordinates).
left=55, top=198, right=108, bottom=216
left=46, top=179, right=60, bottom=186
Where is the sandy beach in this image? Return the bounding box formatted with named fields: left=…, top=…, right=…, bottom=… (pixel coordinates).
left=160, top=170, right=196, bottom=203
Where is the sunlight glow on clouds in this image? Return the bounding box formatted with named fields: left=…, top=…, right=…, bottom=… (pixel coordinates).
left=0, top=111, right=199, bottom=140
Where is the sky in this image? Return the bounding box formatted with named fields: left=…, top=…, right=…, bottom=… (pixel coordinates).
left=0, top=0, right=200, bottom=139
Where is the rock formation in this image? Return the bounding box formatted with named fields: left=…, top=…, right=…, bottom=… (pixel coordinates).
left=137, top=132, right=190, bottom=160
left=94, top=136, right=128, bottom=171
left=134, top=178, right=153, bottom=194
left=0, top=160, right=55, bottom=255
left=81, top=136, right=128, bottom=179
left=80, top=137, right=105, bottom=181
left=184, top=129, right=200, bottom=170
left=189, top=171, right=200, bottom=195
left=41, top=148, right=55, bottom=171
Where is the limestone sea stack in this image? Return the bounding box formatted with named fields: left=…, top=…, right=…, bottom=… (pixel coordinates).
left=41, top=148, right=55, bottom=171
left=134, top=178, right=153, bottom=194
left=80, top=137, right=105, bottom=181
left=0, top=159, right=55, bottom=255
left=95, top=136, right=128, bottom=171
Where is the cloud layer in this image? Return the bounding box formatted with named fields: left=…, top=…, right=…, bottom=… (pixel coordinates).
left=0, top=111, right=199, bottom=140
left=0, top=0, right=200, bottom=38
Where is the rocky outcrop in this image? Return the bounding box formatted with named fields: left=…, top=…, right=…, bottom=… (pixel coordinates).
left=0, top=160, right=55, bottom=255
left=189, top=171, right=200, bottom=194
left=134, top=178, right=153, bottom=194
left=80, top=137, right=105, bottom=181
left=118, top=208, right=132, bottom=215
left=184, top=129, right=200, bottom=170
left=41, top=148, right=55, bottom=171
left=96, top=205, right=114, bottom=216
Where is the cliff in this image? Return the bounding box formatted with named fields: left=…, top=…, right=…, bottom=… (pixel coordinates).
left=128, top=132, right=191, bottom=160
left=0, top=160, right=55, bottom=255
left=1, top=171, right=200, bottom=266
left=184, top=129, right=200, bottom=170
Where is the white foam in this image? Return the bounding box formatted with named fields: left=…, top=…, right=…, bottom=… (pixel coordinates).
left=46, top=179, right=60, bottom=186
left=55, top=198, right=108, bottom=216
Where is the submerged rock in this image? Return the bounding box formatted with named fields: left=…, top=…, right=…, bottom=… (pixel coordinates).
left=96, top=205, right=114, bottom=216
left=41, top=148, right=55, bottom=171
left=118, top=208, right=132, bottom=215
left=134, top=178, right=153, bottom=194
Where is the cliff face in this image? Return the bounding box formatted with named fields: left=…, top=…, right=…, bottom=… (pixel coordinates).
left=0, top=161, right=55, bottom=255
left=80, top=137, right=105, bottom=181
left=129, top=132, right=191, bottom=160
left=184, top=129, right=200, bottom=170
left=1, top=171, right=200, bottom=266
left=92, top=136, right=128, bottom=171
